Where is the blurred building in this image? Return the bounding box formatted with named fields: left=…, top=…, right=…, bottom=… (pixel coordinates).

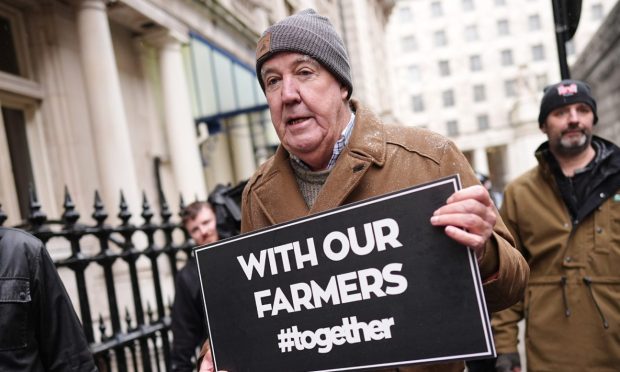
left=572, top=0, right=620, bottom=144
left=0, top=0, right=395, bottom=227
left=385, top=0, right=616, bottom=189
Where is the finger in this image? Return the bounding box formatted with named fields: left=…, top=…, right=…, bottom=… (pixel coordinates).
left=446, top=185, right=492, bottom=206
left=199, top=349, right=215, bottom=372
left=430, top=211, right=493, bottom=233
left=443, top=226, right=487, bottom=254
left=433, top=198, right=488, bottom=217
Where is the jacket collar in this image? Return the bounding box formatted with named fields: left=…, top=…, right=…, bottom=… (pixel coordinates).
left=250, top=99, right=387, bottom=224
left=535, top=135, right=620, bottom=176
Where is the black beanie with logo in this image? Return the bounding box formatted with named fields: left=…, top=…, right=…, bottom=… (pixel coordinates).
left=538, top=79, right=598, bottom=127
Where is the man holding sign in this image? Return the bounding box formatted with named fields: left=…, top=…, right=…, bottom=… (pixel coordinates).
left=201, top=8, right=528, bottom=372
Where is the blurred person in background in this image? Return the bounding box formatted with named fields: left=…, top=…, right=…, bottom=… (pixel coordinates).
left=493, top=79, right=620, bottom=372
left=170, top=201, right=219, bottom=372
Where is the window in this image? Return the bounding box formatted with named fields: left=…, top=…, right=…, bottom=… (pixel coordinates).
left=536, top=73, right=548, bottom=91
left=442, top=90, right=455, bottom=107
left=497, top=19, right=510, bottom=36
left=401, top=35, right=418, bottom=52
left=501, top=49, right=514, bottom=66
left=473, top=84, right=486, bottom=102
left=591, top=3, right=604, bottom=20
left=462, top=0, right=475, bottom=11
left=434, top=30, right=448, bottom=47
left=0, top=5, right=43, bottom=224
left=446, top=120, right=459, bottom=136
left=0, top=15, right=20, bottom=75
left=407, top=65, right=421, bottom=82
left=528, top=14, right=541, bottom=31
left=477, top=114, right=490, bottom=131
left=504, top=79, right=517, bottom=97
left=2, top=107, right=35, bottom=218
left=532, top=44, right=545, bottom=61
left=398, top=6, right=413, bottom=23
left=465, top=25, right=479, bottom=42
left=470, top=55, right=483, bottom=71
left=431, top=1, right=443, bottom=17
left=438, top=60, right=450, bottom=77
left=411, top=95, right=425, bottom=112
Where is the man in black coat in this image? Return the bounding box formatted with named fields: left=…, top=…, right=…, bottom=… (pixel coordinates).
left=170, top=201, right=220, bottom=372
left=0, top=227, right=96, bottom=371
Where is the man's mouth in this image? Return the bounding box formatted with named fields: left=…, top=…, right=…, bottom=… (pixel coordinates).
left=287, top=117, right=309, bottom=125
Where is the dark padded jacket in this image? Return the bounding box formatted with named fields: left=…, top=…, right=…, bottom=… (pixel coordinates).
left=0, top=227, right=97, bottom=371
left=170, top=256, right=207, bottom=372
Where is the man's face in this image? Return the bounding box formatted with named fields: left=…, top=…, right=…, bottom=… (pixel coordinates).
left=261, top=52, right=350, bottom=170
left=542, top=102, right=594, bottom=157
left=185, top=206, right=219, bottom=246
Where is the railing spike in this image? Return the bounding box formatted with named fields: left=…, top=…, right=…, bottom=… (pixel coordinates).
left=178, top=194, right=186, bottom=218
left=159, top=189, right=172, bottom=223
left=28, top=183, right=47, bottom=228
left=146, top=302, right=154, bottom=323
left=98, top=314, right=107, bottom=342
left=118, top=190, right=131, bottom=224
left=92, top=190, right=108, bottom=225
left=62, top=185, right=80, bottom=225
left=125, top=307, right=133, bottom=329
left=141, top=191, right=153, bottom=223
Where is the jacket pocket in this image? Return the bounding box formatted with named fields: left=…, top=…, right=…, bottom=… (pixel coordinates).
left=0, top=278, right=31, bottom=351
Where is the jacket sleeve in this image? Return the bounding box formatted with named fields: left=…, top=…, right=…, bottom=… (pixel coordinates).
left=439, top=140, right=529, bottom=313
left=490, top=184, right=527, bottom=352
left=35, top=245, right=97, bottom=372
left=492, top=301, right=524, bottom=353
left=170, top=263, right=207, bottom=372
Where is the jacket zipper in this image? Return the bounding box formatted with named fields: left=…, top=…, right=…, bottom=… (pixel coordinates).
left=560, top=276, right=571, bottom=317
left=583, top=276, right=610, bottom=329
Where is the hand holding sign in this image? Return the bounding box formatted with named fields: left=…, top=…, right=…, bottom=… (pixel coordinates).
left=198, top=344, right=226, bottom=372
left=430, top=185, right=497, bottom=258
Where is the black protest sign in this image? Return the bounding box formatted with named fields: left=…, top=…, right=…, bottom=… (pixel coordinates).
left=195, top=175, right=495, bottom=371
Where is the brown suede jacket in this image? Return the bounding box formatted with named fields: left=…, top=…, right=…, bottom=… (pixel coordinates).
left=241, top=100, right=529, bottom=371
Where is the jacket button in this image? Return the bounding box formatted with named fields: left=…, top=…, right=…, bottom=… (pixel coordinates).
left=596, top=227, right=603, bottom=234
left=600, top=192, right=606, bottom=198
left=19, top=292, right=26, bottom=300
left=564, top=256, right=572, bottom=263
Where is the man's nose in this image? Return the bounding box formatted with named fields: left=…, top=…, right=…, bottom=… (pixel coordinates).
left=568, top=108, right=580, bottom=122
left=281, top=76, right=300, bottom=103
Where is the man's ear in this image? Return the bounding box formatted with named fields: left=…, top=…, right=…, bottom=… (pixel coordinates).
left=540, top=122, right=548, bottom=134
left=340, top=85, right=348, bottom=100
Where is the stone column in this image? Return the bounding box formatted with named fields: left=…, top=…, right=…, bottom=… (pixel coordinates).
left=156, top=32, right=207, bottom=200
left=228, top=115, right=256, bottom=181
left=76, top=0, right=140, bottom=214
left=473, top=147, right=490, bottom=176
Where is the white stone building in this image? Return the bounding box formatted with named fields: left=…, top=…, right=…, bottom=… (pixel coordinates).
left=386, top=0, right=617, bottom=190
left=0, top=0, right=395, bottom=227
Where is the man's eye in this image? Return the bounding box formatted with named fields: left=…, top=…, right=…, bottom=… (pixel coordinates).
left=266, top=77, right=280, bottom=86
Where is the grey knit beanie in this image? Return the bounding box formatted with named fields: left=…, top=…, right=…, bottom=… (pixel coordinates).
left=256, top=9, right=352, bottom=99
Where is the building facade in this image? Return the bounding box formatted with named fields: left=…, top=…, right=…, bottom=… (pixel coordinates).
left=572, top=0, right=620, bottom=144
left=386, top=0, right=616, bottom=190
left=0, top=2, right=396, bottom=367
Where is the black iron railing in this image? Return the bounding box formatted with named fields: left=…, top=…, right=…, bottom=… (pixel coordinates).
left=0, top=187, right=195, bottom=372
